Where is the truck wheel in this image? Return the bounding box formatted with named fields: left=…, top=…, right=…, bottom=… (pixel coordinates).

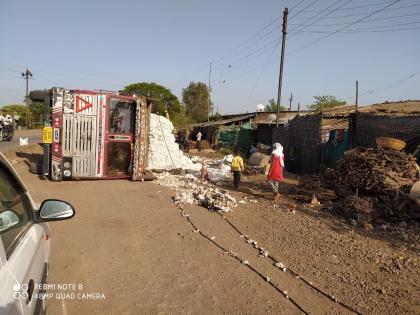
left=29, top=162, right=42, bottom=175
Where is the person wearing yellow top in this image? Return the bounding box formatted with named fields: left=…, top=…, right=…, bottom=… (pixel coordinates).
left=231, top=149, right=244, bottom=188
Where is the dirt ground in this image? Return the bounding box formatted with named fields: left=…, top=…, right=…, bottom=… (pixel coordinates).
left=4, top=145, right=420, bottom=315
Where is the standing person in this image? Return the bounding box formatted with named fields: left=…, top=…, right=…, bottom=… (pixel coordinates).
left=196, top=131, right=202, bottom=151
left=268, top=143, right=285, bottom=202
left=231, top=149, right=244, bottom=189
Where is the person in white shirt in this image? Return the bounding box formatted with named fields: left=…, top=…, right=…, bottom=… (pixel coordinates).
left=196, top=131, right=202, bottom=151
left=0, top=110, right=12, bottom=126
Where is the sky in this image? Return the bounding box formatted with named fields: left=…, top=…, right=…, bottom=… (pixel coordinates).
left=0, top=0, right=419, bottom=114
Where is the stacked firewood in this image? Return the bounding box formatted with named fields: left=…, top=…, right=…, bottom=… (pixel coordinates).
left=290, top=148, right=420, bottom=223
left=333, top=148, right=419, bottom=194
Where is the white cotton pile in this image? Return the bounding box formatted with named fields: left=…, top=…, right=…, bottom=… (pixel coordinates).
left=207, top=155, right=233, bottom=182
left=155, top=172, right=237, bottom=212
left=148, top=114, right=201, bottom=171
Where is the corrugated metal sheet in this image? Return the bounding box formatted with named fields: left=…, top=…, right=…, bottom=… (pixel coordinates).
left=190, top=113, right=255, bottom=127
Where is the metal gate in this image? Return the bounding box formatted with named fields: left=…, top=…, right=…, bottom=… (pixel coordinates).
left=63, top=114, right=97, bottom=177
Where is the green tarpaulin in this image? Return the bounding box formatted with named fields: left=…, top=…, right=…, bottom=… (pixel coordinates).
left=216, top=122, right=255, bottom=152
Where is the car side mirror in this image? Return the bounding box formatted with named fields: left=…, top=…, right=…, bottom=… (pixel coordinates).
left=0, top=210, right=20, bottom=232
left=39, top=199, right=75, bottom=221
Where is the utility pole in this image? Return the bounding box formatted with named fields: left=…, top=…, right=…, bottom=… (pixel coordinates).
left=276, top=7, right=288, bottom=127
left=208, top=62, right=212, bottom=122
left=21, top=68, right=33, bottom=128
left=355, top=80, right=359, bottom=110
left=288, top=93, right=293, bottom=111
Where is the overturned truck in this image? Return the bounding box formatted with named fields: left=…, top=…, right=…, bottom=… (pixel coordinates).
left=30, top=87, right=153, bottom=181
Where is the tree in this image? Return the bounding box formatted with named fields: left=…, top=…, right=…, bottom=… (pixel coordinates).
left=209, top=112, right=222, bottom=121
left=308, top=95, right=346, bottom=110
left=264, top=98, right=286, bottom=112
left=1, top=104, right=27, bottom=127
left=0, top=103, right=45, bottom=128
left=182, top=81, right=211, bottom=123
left=122, top=82, right=183, bottom=116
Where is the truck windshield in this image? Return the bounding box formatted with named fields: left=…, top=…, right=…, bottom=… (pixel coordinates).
left=109, top=98, right=134, bottom=134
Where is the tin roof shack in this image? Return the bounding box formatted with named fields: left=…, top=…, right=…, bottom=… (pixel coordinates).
left=272, top=100, right=420, bottom=175
left=349, top=101, right=420, bottom=157
left=252, top=111, right=311, bottom=145
left=272, top=113, right=323, bottom=174
left=190, top=114, right=256, bottom=151
left=272, top=105, right=357, bottom=174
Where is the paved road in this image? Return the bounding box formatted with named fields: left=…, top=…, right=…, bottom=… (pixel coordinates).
left=0, top=129, right=42, bottom=153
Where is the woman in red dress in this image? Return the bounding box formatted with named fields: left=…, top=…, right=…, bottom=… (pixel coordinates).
left=268, top=143, right=284, bottom=202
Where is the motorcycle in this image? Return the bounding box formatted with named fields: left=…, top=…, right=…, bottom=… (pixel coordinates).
left=0, top=124, right=14, bottom=142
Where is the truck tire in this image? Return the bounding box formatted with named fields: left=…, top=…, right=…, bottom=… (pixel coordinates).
left=29, top=162, right=42, bottom=175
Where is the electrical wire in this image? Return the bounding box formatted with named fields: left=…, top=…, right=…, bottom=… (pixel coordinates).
left=290, top=0, right=308, bottom=11
left=360, top=71, right=420, bottom=96
left=288, top=12, right=420, bottom=27
left=289, top=21, right=420, bottom=33
left=217, top=25, right=281, bottom=70
left=290, top=3, right=420, bottom=19
left=287, top=0, right=402, bottom=55
left=337, top=70, right=420, bottom=104
left=292, top=0, right=400, bottom=12
left=289, top=0, right=322, bottom=19
left=213, top=16, right=282, bottom=65
left=222, top=41, right=279, bottom=74
left=288, top=0, right=354, bottom=38
left=246, top=39, right=281, bottom=99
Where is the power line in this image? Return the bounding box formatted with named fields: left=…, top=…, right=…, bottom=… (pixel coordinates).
left=291, top=0, right=397, bottom=12
left=246, top=39, right=281, bottom=99
left=291, top=25, right=420, bottom=33
left=361, top=70, right=420, bottom=96
left=341, top=70, right=420, bottom=102
left=288, top=0, right=402, bottom=55
left=290, top=0, right=308, bottom=11
left=288, top=12, right=420, bottom=27
left=290, top=3, right=420, bottom=19
left=218, top=0, right=337, bottom=75
left=289, top=0, right=322, bottom=18
left=222, top=40, right=278, bottom=72
left=290, top=20, right=420, bottom=32
left=289, top=0, right=354, bottom=37
left=213, top=16, right=281, bottom=64
left=214, top=24, right=281, bottom=70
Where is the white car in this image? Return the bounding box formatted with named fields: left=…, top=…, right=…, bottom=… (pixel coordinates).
left=0, top=153, right=75, bottom=315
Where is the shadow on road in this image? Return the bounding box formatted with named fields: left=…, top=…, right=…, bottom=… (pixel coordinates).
left=15, top=149, right=47, bottom=181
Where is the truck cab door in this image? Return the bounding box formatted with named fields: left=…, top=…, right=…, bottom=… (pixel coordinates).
left=105, top=97, right=135, bottom=178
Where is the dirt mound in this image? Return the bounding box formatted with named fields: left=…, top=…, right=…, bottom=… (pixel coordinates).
left=332, top=195, right=375, bottom=223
